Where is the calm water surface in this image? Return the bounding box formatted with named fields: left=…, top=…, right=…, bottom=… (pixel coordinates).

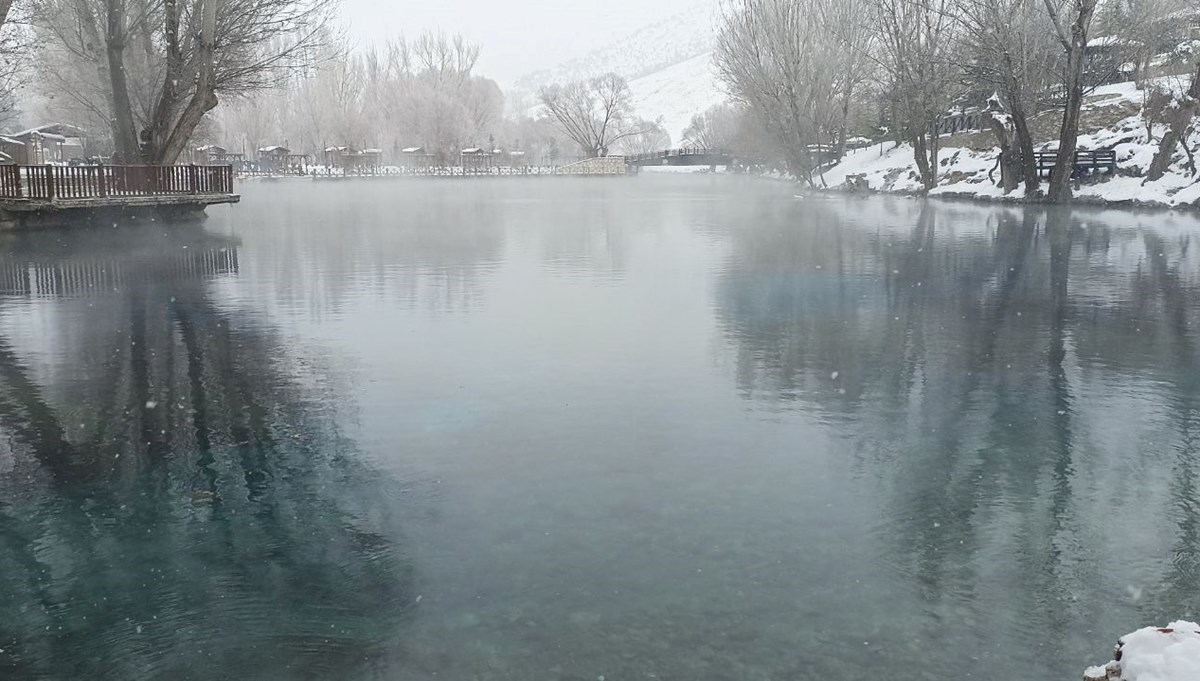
left=2, top=176, right=1200, bottom=680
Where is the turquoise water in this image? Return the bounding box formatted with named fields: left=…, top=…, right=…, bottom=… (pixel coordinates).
left=1, top=176, right=1199, bottom=679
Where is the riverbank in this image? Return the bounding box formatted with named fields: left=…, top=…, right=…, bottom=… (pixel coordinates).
left=815, top=80, right=1200, bottom=211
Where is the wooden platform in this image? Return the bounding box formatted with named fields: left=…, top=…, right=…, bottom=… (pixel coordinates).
left=0, top=164, right=240, bottom=230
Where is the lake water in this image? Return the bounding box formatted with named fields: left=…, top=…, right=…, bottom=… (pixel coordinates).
left=2, top=176, right=1199, bottom=680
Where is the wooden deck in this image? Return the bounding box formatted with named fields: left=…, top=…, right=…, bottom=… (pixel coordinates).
left=0, top=164, right=240, bottom=230
left=1, top=164, right=236, bottom=201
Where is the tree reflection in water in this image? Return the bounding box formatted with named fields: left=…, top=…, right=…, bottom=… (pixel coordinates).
left=0, top=227, right=411, bottom=680
left=717, top=199, right=1200, bottom=673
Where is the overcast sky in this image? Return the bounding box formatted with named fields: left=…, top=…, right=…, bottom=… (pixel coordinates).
left=340, top=0, right=705, bottom=86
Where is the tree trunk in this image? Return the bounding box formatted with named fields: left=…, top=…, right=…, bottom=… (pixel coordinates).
left=1011, top=101, right=1039, bottom=196
left=988, top=113, right=1019, bottom=194
left=104, top=0, right=140, bottom=163
left=154, top=0, right=220, bottom=165
left=1147, top=62, right=1200, bottom=183
left=912, top=130, right=935, bottom=191
left=0, top=0, right=15, bottom=27
left=1000, top=66, right=1039, bottom=196
left=144, top=0, right=183, bottom=163
left=1046, top=1, right=1098, bottom=203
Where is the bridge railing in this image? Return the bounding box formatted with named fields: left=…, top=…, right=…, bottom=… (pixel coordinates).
left=0, top=165, right=235, bottom=201
left=625, top=148, right=732, bottom=164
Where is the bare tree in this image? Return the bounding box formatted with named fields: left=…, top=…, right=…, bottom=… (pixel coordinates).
left=30, top=0, right=338, bottom=164
left=868, top=0, right=965, bottom=191
left=1096, top=0, right=1194, bottom=82
left=1042, top=0, right=1101, bottom=201
left=0, top=0, right=28, bottom=123
left=1146, top=59, right=1200, bottom=181
left=682, top=104, right=742, bottom=149
left=717, top=0, right=857, bottom=183
left=960, top=0, right=1059, bottom=195
left=539, top=73, right=644, bottom=157
left=617, top=117, right=670, bottom=155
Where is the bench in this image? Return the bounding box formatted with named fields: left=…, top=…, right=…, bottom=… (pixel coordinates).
left=1033, top=150, right=1117, bottom=179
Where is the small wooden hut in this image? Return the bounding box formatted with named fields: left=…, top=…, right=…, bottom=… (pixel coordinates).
left=7, top=124, right=86, bottom=164
left=460, top=147, right=493, bottom=172
left=194, top=144, right=245, bottom=167
left=258, top=146, right=308, bottom=174
left=400, top=146, right=436, bottom=170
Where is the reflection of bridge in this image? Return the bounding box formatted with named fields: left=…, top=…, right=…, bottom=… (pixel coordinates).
left=625, top=148, right=737, bottom=167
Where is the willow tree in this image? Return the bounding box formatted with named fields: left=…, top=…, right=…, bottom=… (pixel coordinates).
left=716, top=0, right=874, bottom=184
left=31, top=0, right=336, bottom=164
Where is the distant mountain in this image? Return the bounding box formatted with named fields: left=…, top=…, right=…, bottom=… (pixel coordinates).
left=512, top=0, right=727, bottom=144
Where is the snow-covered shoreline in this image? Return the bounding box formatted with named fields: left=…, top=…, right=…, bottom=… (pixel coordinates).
left=813, top=80, right=1200, bottom=212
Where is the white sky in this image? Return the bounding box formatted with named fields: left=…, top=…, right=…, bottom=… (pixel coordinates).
left=340, top=0, right=704, bottom=86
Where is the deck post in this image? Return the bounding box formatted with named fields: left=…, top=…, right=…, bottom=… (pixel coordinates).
left=189, top=165, right=199, bottom=194
left=45, top=166, right=56, bottom=201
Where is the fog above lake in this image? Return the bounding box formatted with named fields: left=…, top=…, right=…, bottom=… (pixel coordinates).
left=340, top=0, right=708, bottom=84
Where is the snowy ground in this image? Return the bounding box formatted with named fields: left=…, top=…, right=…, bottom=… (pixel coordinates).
left=1085, top=622, right=1200, bottom=681
left=819, top=80, right=1200, bottom=210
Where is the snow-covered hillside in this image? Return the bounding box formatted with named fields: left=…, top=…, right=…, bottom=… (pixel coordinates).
left=513, top=0, right=727, bottom=144
left=818, top=79, right=1200, bottom=210
left=629, top=52, right=726, bottom=142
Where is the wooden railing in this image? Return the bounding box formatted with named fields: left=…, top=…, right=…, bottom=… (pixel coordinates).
left=625, top=148, right=732, bottom=164
left=0, top=165, right=234, bottom=201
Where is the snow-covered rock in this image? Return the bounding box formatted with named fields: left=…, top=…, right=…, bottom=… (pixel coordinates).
left=1085, top=622, right=1200, bottom=681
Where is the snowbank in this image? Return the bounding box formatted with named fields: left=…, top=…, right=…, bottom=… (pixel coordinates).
left=1085, top=622, right=1200, bottom=681
left=817, top=79, right=1200, bottom=210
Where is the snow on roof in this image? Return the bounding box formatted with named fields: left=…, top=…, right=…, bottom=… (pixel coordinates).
left=0, top=135, right=22, bottom=145
left=196, top=144, right=225, bottom=152
left=12, top=123, right=85, bottom=138
left=461, top=147, right=488, bottom=154
left=258, top=145, right=289, bottom=153
left=401, top=146, right=424, bottom=153
left=1088, top=35, right=1124, bottom=48
left=325, top=146, right=348, bottom=152
left=362, top=148, right=383, bottom=154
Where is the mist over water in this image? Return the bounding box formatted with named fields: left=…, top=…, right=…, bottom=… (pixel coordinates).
left=2, top=176, right=1200, bottom=679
